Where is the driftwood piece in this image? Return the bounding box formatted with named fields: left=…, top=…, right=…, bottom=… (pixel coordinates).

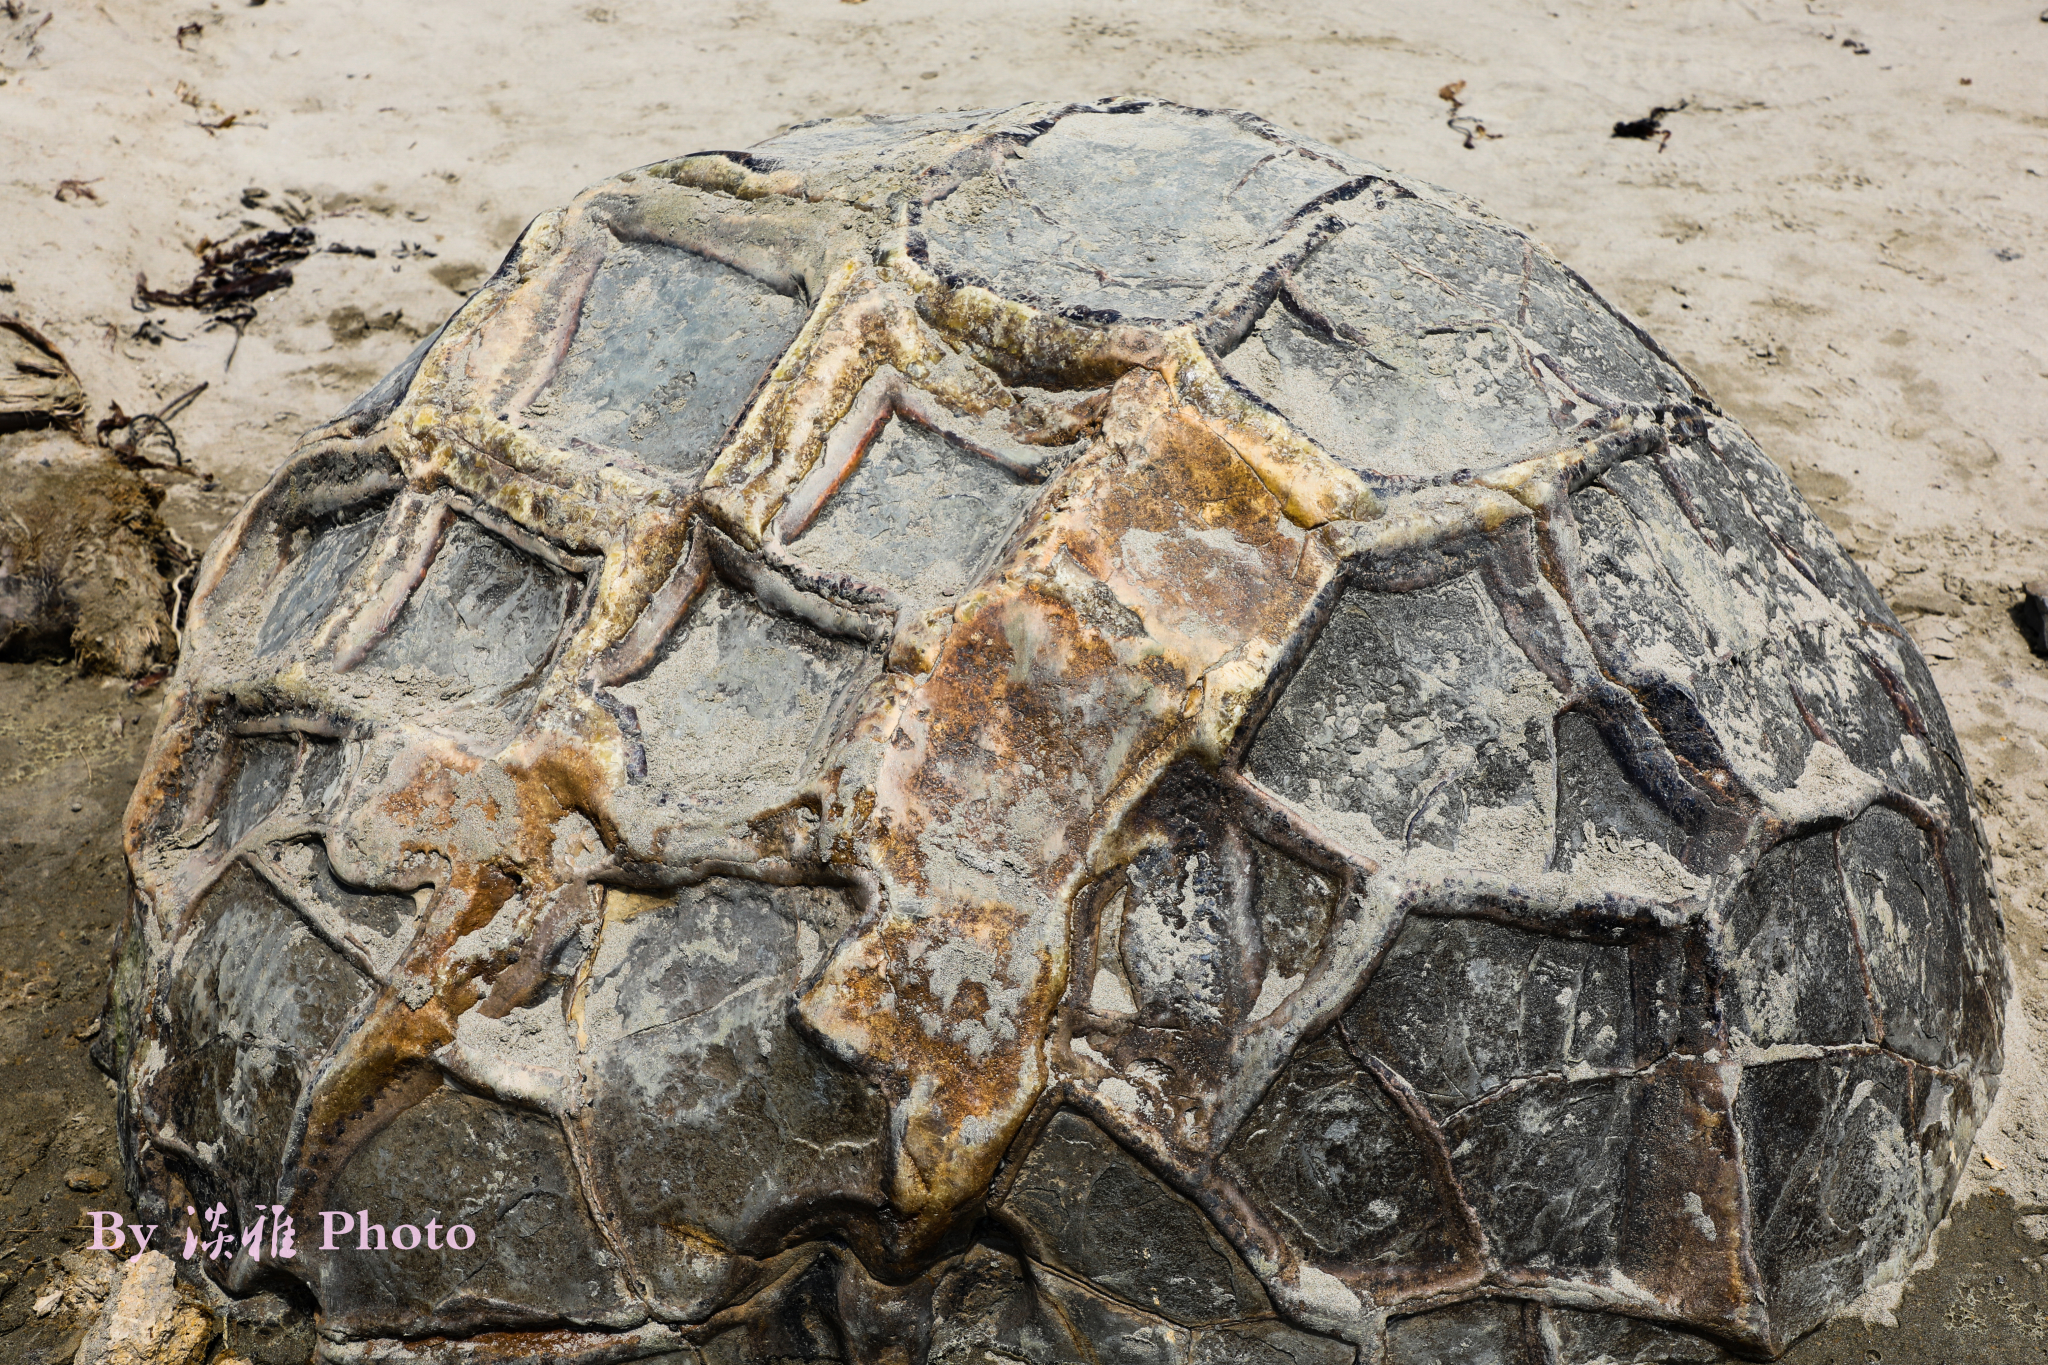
left=0, top=312, right=87, bottom=433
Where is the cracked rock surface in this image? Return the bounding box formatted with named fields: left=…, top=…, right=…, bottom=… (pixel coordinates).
left=105, top=100, right=2005, bottom=1364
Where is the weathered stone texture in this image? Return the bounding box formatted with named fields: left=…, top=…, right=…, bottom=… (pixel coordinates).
left=107, top=99, right=2004, bottom=1363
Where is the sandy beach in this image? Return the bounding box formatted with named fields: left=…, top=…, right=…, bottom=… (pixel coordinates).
left=1, top=1, right=2044, bottom=1359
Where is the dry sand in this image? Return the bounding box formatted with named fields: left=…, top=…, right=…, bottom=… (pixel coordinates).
left=1, top=0, right=2044, bottom=1358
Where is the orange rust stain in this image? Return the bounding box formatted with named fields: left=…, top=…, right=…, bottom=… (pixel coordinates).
left=283, top=992, right=451, bottom=1210
left=799, top=366, right=1343, bottom=1246
left=378, top=758, right=467, bottom=834
left=122, top=688, right=203, bottom=861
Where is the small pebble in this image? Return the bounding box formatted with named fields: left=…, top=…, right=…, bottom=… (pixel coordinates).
left=64, top=1167, right=108, bottom=1192
left=69, top=800, right=83, bottom=812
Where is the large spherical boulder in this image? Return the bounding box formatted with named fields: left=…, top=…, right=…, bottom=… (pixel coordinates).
left=104, top=99, right=2006, bottom=1363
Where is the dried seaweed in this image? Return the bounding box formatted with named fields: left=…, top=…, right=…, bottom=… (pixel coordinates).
left=1438, top=79, right=1501, bottom=148
left=134, top=226, right=314, bottom=313
left=1613, top=102, right=1688, bottom=151
left=95, top=382, right=206, bottom=471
